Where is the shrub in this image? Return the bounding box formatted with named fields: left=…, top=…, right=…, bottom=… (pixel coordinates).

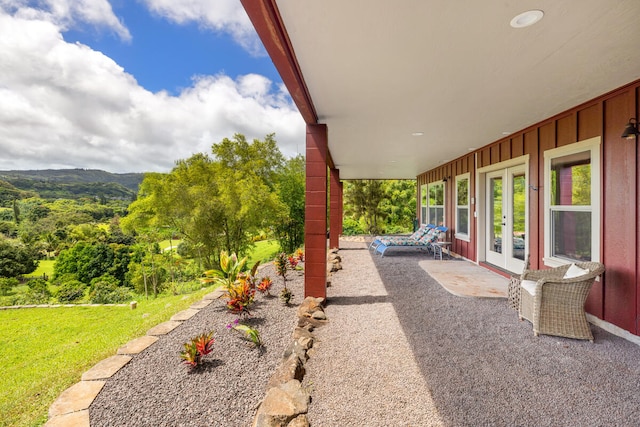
left=89, top=278, right=132, bottom=304
left=342, top=217, right=366, bottom=235
left=25, top=278, right=51, bottom=304
left=180, top=331, right=214, bottom=368
left=56, top=280, right=87, bottom=303
left=0, top=277, right=19, bottom=296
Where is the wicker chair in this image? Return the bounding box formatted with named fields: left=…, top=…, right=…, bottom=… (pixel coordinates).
left=518, top=261, right=605, bottom=342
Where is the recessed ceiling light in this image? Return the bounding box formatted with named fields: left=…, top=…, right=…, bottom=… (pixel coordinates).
left=510, top=10, right=544, bottom=28
left=411, top=132, right=424, bottom=136
left=502, top=131, right=511, bottom=135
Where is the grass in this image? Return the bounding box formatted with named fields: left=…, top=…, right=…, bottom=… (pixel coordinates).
left=24, top=260, right=55, bottom=279
left=248, top=239, right=281, bottom=265
left=0, top=286, right=217, bottom=427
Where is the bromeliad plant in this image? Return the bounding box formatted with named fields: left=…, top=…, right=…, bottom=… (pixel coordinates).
left=180, top=331, right=214, bottom=368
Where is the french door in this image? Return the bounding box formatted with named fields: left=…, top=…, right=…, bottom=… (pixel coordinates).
left=485, top=166, right=527, bottom=272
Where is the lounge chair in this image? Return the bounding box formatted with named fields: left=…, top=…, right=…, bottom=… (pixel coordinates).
left=375, top=226, right=448, bottom=257
left=369, top=224, right=434, bottom=251
left=518, top=261, right=605, bottom=342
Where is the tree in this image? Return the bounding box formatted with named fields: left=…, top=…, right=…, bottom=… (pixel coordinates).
left=274, top=155, right=305, bottom=253
left=123, top=134, right=287, bottom=268
left=380, top=180, right=417, bottom=232
left=344, top=180, right=388, bottom=234
left=0, top=240, right=37, bottom=278
left=54, top=242, right=131, bottom=286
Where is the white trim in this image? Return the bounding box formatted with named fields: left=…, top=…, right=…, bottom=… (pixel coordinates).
left=586, top=314, right=640, bottom=347
left=427, top=181, right=446, bottom=226
left=543, top=136, right=601, bottom=266
left=454, top=173, right=471, bottom=242
left=475, top=155, right=530, bottom=273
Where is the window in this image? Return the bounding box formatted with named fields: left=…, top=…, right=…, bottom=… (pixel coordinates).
left=455, top=174, right=470, bottom=240
left=420, top=184, right=428, bottom=224
left=544, top=137, right=600, bottom=265
left=428, top=182, right=445, bottom=226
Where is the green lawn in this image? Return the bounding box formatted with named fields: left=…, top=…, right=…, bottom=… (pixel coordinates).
left=248, top=239, right=281, bottom=265
left=24, top=259, right=55, bottom=279
left=0, top=286, right=217, bottom=427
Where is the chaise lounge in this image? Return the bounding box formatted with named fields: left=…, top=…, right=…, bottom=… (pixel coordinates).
left=375, top=225, right=447, bottom=257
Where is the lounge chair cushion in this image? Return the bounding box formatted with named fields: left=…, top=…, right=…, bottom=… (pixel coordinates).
left=520, top=279, right=538, bottom=296
left=563, top=263, right=589, bottom=279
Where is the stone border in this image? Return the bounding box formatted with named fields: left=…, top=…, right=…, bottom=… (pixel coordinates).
left=43, top=288, right=226, bottom=427
left=252, top=296, right=327, bottom=427
left=0, top=303, right=130, bottom=310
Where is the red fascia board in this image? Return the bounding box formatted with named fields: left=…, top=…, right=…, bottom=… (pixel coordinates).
left=241, top=0, right=318, bottom=125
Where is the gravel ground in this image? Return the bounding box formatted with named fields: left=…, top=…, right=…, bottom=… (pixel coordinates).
left=89, top=263, right=304, bottom=427
left=90, top=242, right=640, bottom=426
left=305, top=241, right=640, bottom=426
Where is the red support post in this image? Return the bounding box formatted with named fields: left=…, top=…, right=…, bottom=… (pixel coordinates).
left=305, top=124, right=328, bottom=298
left=329, top=168, right=341, bottom=249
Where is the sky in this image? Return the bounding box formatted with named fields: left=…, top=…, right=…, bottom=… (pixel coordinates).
left=0, top=0, right=305, bottom=173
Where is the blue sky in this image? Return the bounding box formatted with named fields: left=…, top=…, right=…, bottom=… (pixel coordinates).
left=0, top=0, right=304, bottom=173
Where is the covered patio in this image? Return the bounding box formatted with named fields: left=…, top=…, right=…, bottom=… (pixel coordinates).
left=242, top=0, right=640, bottom=340
left=303, top=239, right=640, bottom=426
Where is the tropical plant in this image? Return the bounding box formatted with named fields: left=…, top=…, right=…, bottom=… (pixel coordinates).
left=201, top=251, right=247, bottom=289
left=180, top=331, right=214, bottom=368
left=256, top=276, right=273, bottom=296
left=226, top=280, right=256, bottom=315
left=227, top=319, right=262, bottom=347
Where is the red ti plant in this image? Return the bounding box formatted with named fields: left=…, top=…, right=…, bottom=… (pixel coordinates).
left=180, top=331, right=214, bottom=368
left=274, top=252, right=294, bottom=305
left=226, top=279, right=256, bottom=316
left=257, top=276, right=273, bottom=296
left=295, top=248, right=305, bottom=262
left=288, top=256, right=299, bottom=269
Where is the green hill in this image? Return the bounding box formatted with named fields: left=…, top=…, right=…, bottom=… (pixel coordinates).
left=0, top=169, right=144, bottom=203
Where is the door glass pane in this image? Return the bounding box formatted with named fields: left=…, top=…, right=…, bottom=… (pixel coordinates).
left=490, top=177, right=503, bottom=253
left=512, top=174, right=526, bottom=260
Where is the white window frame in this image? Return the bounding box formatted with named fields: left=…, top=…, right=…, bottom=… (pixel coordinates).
left=543, top=136, right=601, bottom=267
left=427, top=181, right=445, bottom=226
left=455, top=173, right=470, bottom=241
left=420, top=184, right=428, bottom=225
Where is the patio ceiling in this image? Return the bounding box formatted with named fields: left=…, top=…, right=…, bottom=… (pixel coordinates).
left=248, top=0, right=640, bottom=179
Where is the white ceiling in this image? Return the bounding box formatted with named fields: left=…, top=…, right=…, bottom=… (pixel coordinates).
left=274, top=0, right=640, bottom=179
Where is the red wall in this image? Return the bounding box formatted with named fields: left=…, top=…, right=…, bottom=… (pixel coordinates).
left=418, top=80, right=640, bottom=336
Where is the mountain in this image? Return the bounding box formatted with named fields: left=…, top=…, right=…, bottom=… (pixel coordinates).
left=0, top=169, right=144, bottom=202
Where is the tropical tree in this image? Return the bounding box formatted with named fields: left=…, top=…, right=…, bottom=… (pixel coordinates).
left=0, top=239, right=37, bottom=278
left=123, top=134, right=287, bottom=268
left=344, top=180, right=388, bottom=234
left=274, top=155, right=305, bottom=253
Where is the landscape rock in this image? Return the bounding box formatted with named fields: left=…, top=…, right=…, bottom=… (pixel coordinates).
left=267, top=353, right=305, bottom=389
left=253, top=380, right=310, bottom=427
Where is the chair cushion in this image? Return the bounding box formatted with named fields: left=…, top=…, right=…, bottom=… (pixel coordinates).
left=563, top=263, right=589, bottom=279
left=520, top=279, right=538, bottom=296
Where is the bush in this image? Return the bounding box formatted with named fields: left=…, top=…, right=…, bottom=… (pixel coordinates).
left=25, top=278, right=51, bottom=304
left=342, top=217, right=366, bottom=235
left=0, top=277, right=19, bottom=296
left=56, top=280, right=87, bottom=303
left=89, top=275, right=132, bottom=304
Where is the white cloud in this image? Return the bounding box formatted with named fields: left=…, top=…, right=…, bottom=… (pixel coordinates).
left=0, top=10, right=304, bottom=173
left=0, top=0, right=131, bottom=41
left=140, top=0, right=263, bottom=55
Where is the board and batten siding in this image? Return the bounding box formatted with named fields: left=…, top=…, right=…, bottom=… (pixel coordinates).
left=417, top=79, right=640, bottom=336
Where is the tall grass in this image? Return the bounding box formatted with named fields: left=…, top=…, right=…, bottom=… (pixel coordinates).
left=0, top=287, right=216, bottom=427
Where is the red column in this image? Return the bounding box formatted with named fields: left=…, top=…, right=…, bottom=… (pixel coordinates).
left=329, top=168, right=341, bottom=249
left=305, top=124, right=328, bottom=298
